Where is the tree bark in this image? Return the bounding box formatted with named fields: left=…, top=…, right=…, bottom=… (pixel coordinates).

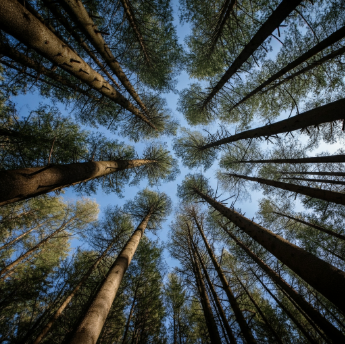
left=232, top=155, right=345, bottom=164
left=33, top=241, right=115, bottom=344
left=0, top=159, right=155, bottom=206
left=67, top=211, right=153, bottom=344
left=230, top=26, right=345, bottom=110
left=226, top=173, right=345, bottom=206
left=272, top=211, right=345, bottom=241
left=192, top=187, right=345, bottom=314
left=122, top=285, right=138, bottom=344
left=201, top=98, right=345, bottom=149
left=0, top=0, right=154, bottom=128
left=191, top=215, right=256, bottom=344
left=58, top=0, right=149, bottom=116
left=281, top=171, right=345, bottom=177
left=282, top=176, right=345, bottom=186
left=216, top=221, right=345, bottom=343
left=201, top=0, right=303, bottom=108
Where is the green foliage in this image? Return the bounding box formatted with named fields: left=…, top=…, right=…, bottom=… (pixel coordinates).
left=177, top=173, right=212, bottom=203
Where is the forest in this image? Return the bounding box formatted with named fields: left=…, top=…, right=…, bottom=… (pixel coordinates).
left=0, top=0, right=345, bottom=343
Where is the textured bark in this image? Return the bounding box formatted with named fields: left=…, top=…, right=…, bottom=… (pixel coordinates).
left=282, top=176, right=345, bottom=186
left=272, top=211, right=345, bottom=241
left=0, top=0, right=154, bottom=128
left=201, top=0, right=303, bottom=107
left=33, top=241, right=115, bottom=344
left=59, top=0, right=149, bottom=116
left=194, top=243, right=237, bottom=344
left=233, top=155, right=345, bottom=164
left=0, top=159, right=154, bottom=206
left=216, top=221, right=345, bottom=343
left=201, top=98, right=345, bottom=149
left=193, top=188, right=345, bottom=313
left=231, top=26, right=345, bottom=110
left=67, top=211, right=152, bottom=344
left=192, top=215, right=256, bottom=344
left=281, top=171, right=345, bottom=177
left=226, top=173, right=345, bottom=206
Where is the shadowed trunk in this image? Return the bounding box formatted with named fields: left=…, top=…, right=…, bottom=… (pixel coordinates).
left=122, top=284, right=138, bottom=344
left=192, top=187, right=345, bottom=314
left=226, top=173, right=345, bottom=206
left=67, top=211, right=153, bottom=344
left=201, top=98, right=345, bottom=149
left=272, top=211, right=345, bottom=241
left=281, top=171, right=345, bottom=177
left=191, top=215, right=256, bottom=344
left=232, top=155, right=345, bottom=164
left=282, top=176, right=345, bottom=186
left=216, top=221, right=345, bottom=343
left=201, top=0, right=303, bottom=107
left=0, top=0, right=154, bottom=128
left=0, top=159, right=155, bottom=206
left=230, top=26, right=345, bottom=110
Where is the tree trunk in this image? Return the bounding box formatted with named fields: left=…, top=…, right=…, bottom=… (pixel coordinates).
left=192, top=188, right=345, bottom=314
left=272, top=211, right=345, bottom=241
left=230, top=26, right=345, bottom=110
left=226, top=173, right=345, bottom=206
left=216, top=221, right=345, bottom=343
left=67, top=211, right=153, bottom=344
left=282, top=176, right=345, bottom=186
left=194, top=242, right=237, bottom=344
left=58, top=0, right=149, bottom=116
left=33, top=241, right=115, bottom=344
left=0, top=159, right=155, bottom=207
left=201, top=0, right=303, bottom=108
left=191, top=215, right=256, bottom=344
left=0, top=0, right=154, bottom=128
left=0, top=216, right=74, bottom=279
left=233, top=155, right=345, bottom=164
left=122, top=286, right=138, bottom=344
left=281, top=171, right=345, bottom=177
left=201, top=98, right=345, bottom=149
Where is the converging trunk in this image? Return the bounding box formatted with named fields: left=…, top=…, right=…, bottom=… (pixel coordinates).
left=282, top=176, right=345, bottom=186
left=67, top=211, right=153, bottom=344
left=232, top=155, right=345, bottom=164
left=281, top=171, right=345, bottom=177
left=0, top=159, right=154, bottom=206
left=192, top=188, right=345, bottom=314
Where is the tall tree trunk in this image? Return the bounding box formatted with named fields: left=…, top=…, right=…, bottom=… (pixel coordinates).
left=0, top=0, right=154, bottom=128
left=0, top=216, right=75, bottom=279
left=201, top=98, right=345, bottom=149
left=272, top=211, right=345, bottom=241
left=191, top=215, right=256, bottom=344
left=122, top=285, right=138, bottom=344
left=281, top=171, right=345, bottom=177
left=230, top=26, right=345, bottom=110
left=67, top=210, right=153, bottom=344
left=58, top=0, right=149, bottom=116
left=232, top=155, right=345, bottom=164
left=226, top=173, right=345, bottom=206
left=194, top=244, right=238, bottom=344
left=33, top=241, right=115, bottom=344
left=282, top=176, right=345, bottom=186
left=201, top=0, right=303, bottom=108
left=192, top=187, right=345, bottom=314
left=216, top=221, right=345, bottom=343
left=0, top=159, right=155, bottom=206
left=187, top=237, right=223, bottom=344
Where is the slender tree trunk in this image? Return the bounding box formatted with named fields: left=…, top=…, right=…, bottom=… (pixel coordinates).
left=252, top=269, right=318, bottom=343
left=272, top=211, right=345, bottom=241
left=191, top=215, right=257, bottom=344
left=122, top=287, right=138, bottom=344
left=216, top=222, right=345, bottom=343
left=281, top=171, right=345, bottom=177
left=201, top=98, right=345, bottom=149
left=201, top=0, right=303, bottom=107
left=231, top=26, right=345, bottom=110
left=67, top=210, right=153, bottom=344
left=192, top=188, right=345, bottom=314
left=0, top=0, right=154, bottom=128
left=282, top=176, right=345, bottom=186
left=233, top=155, right=345, bottom=164
left=58, top=0, right=149, bottom=116
left=33, top=241, right=115, bottom=344
left=194, top=243, right=237, bottom=344
left=0, top=159, right=155, bottom=206
left=226, top=173, right=345, bottom=206
left=0, top=217, right=74, bottom=279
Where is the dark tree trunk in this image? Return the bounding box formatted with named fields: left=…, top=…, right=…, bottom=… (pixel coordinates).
left=122, top=287, right=137, bottom=344
left=272, top=211, right=345, bottom=241
left=232, top=155, right=345, bottom=164
left=201, top=0, right=303, bottom=107
left=0, top=159, right=154, bottom=206
left=281, top=171, right=345, bottom=177
left=231, top=26, right=345, bottom=110
left=226, top=173, right=345, bottom=206
left=282, top=176, right=345, bottom=186
left=216, top=222, right=345, bottom=343
left=201, top=98, right=345, bottom=149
